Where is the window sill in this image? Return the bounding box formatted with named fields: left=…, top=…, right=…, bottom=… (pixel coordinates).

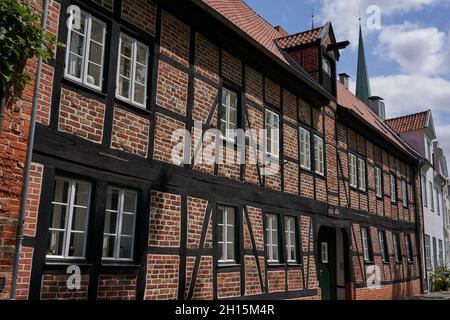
left=115, top=97, right=150, bottom=115
left=267, top=263, right=285, bottom=269
left=101, top=262, right=140, bottom=268
left=376, top=196, right=384, bottom=200
left=217, top=263, right=241, bottom=272
left=364, top=260, right=375, bottom=265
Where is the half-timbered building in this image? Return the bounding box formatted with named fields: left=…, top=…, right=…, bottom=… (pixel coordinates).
left=0, top=0, right=424, bottom=300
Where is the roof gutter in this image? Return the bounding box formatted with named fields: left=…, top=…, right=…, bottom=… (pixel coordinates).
left=190, top=0, right=335, bottom=102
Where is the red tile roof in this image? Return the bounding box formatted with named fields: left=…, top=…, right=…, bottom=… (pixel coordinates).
left=336, top=81, right=417, bottom=159
left=200, top=0, right=287, bottom=61
left=385, top=111, right=429, bottom=134
left=275, top=27, right=324, bottom=49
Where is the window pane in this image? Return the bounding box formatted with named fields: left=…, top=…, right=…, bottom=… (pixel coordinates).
left=217, top=207, right=224, bottom=225
left=50, top=204, right=67, bottom=229
left=121, top=37, right=132, bottom=57
left=68, top=232, right=85, bottom=257
left=89, top=41, right=103, bottom=65
left=227, top=243, right=235, bottom=261
left=104, top=211, right=117, bottom=234
left=226, top=226, right=234, bottom=243
left=74, top=182, right=90, bottom=207
left=102, top=235, right=115, bottom=258
left=48, top=230, right=64, bottom=256
left=218, top=242, right=224, bottom=261
left=107, top=188, right=119, bottom=211
left=134, top=83, right=145, bottom=105
left=226, top=209, right=235, bottom=225
left=118, top=77, right=131, bottom=99
left=90, top=20, right=104, bottom=43
left=119, top=236, right=133, bottom=259
left=121, top=213, right=135, bottom=236
left=69, top=32, right=85, bottom=56
left=135, top=64, right=146, bottom=84
left=123, top=191, right=137, bottom=213
left=68, top=54, right=83, bottom=78
left=136, top=45, right=147, bottom=65
left=217, top=224, right=224, bottom=243
left=71, top=207, right=88, bottom=232
left=272, top=246, right=279, bottom=261
left=119, top=56, right=132, bottom=78
left=87, top=63, right=101, bottom=87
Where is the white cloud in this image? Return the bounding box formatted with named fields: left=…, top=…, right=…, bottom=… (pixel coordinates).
left=317, top=0, right=440, bottom=47
left=377, top=23, right=450, bottom=75
left=369, top=74, right=450, bottom=117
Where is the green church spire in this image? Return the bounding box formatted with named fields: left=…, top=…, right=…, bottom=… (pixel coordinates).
left=356, top=24, right=371, bottom=105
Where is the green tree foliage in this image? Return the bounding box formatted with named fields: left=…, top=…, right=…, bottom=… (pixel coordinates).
left=0, top=0, right=61, bottom=96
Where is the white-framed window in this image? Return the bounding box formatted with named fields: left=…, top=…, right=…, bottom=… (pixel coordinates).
left=361, top=227, right=372, bottom=262
left=265, top=214, right=279, bottom=263
left=358, top=158, right=366, bottom=191
left=426, top=138, right=432, bottom=162
left=435, top=187, right=440, bottom=215
left=102, top=187, right=137, bottom=261
left=116, top=34, right=149, bottom=107
left=422, top=175, right=428, bottom=207
left=405, top=234, right=413, bottom=263
left=438, top=239, right=444, bottom=265
left=284, top=216, right=297, bottom=263
left=425, top=235, right=432, bottom=270
left=349, top=153, right=358, bottom=188
left=65, top=11, right=106, bottom=90
left=265, top=109, right=280, bottom=159
left=393, top=233, right=402, bottom=263
left=378, top=230, right=389, bottom=262
left=219, top=87, right=238, bottom=141
left=402, top=181, right=408, bottom=207
left=390, top=174, right=397, bottom=203
left=375, top=167, right=383, bottom=198
left=314, top=135, right=324, bottom=175
left=217, top=205, right=236, bottom=263
left=47, top=177, right=91, bottom=259
left=299, top=127, right=311, bottom=170
left=430, top=182, right=435, bottom=211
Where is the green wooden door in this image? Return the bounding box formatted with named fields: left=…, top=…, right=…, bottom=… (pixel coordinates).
left=319, top=262, right=331, bottom=300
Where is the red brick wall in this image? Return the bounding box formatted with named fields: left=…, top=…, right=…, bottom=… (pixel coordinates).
left=217, top=272, right=240, bottom=299
left=149, top=191, right=181, bottom=248
left=97, top=275, right=137, bottom=300
left=153, top=113, right=185, bottom=165
left=160, top=11, right=190, bottom=67
left=145, top=255, right=179, bottom=300
left=355, top=279, right=421, bottom=300
left=195, top=33, right=219, bottom=83
left=156, top=61, right=189, bottom=116
left=58, top=88, right=105, bottom=143
left=110, top=107, right=149, bottom=158
left=185, top=256, right=213, bottom=300
left=121, top=0, right=156, bottom=35
left=40, top=275, right=89, bottom=300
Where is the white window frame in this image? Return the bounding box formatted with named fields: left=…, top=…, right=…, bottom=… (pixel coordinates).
left=217, top=205, right=236, bottom=264
left=390, top=174, right=397, bottom=203
left=378, top=230, right=388, bottom=262
left=284, top=216, right=297, bottom=263
left=265, top=214, right=279, bottom=263
left=425, top=235, right=432, bottom=270
left=435, top=187, right=440, bottom=215
left=47, top=177, right=91, bottom=260
left=402, top=181, right=408, bottom=207
left=102, top=187, right=138, bottom=261
left=422, top=175, right=428, bottom=207
left=116, top=33, right=149, bottom=108
left=64, top=12, right=106, bottom=91
left=265, top=109, right=280, bottom=159
left=358, top=158, right=366, bottom=191
left=438, top=239, right=444, bottom=266
left=430, top=182, right=435, bottom=211
left=349, top=153, right=358, bottom=188
left=375, top=167, right=383, bottom=198
left=322, top=57, right=331, bottom=76
left=361, top=227, right=372, bottom=262
left=219, top=87, right=239, bottom=142
left=299, top=127, right=311, bottom=170
left=314, top=135, right=324, bottom=175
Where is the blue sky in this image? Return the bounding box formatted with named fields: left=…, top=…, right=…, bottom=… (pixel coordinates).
left=245, top=0, right=450, bottom=160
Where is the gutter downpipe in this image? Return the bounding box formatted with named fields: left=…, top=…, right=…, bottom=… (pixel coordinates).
left=10, top=0, right=49, bottom=300
left=417, top=159, right=428, bottom=293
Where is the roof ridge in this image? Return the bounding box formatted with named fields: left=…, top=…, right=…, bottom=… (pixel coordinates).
left=275, top=25, right=325, bottom=40
left=386, top=110, right=429, bottom=122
